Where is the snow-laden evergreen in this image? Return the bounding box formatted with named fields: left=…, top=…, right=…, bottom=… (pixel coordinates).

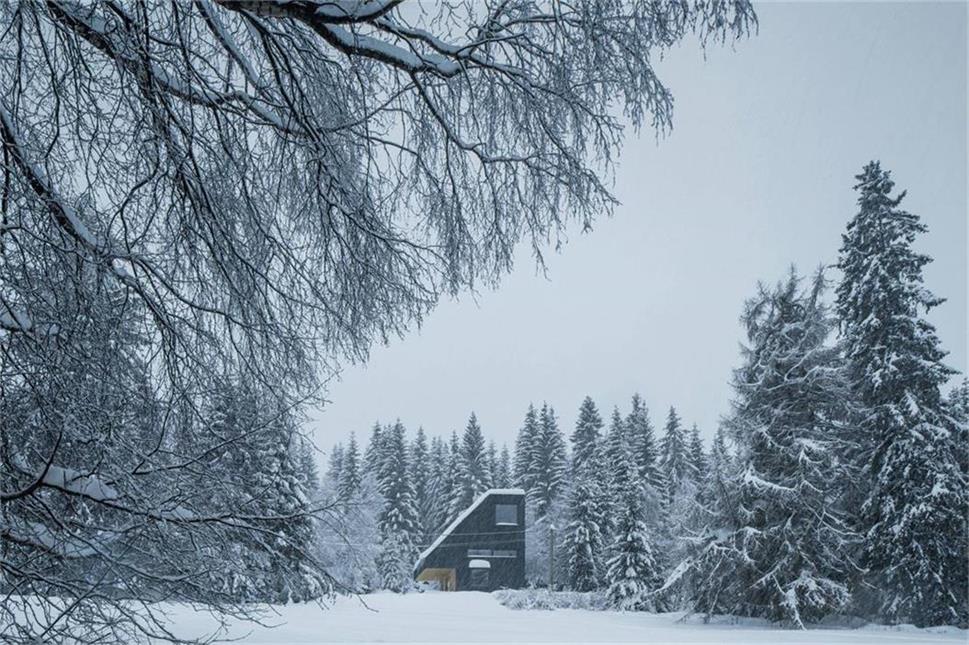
left=495, top=444, right=513, bottom=488
left=946, top=379, right=969, bottom=476
left=565, top=397, right=609, bottom=591
left=604, top=408, right=628, bottom=496
left=376, top=421, right=420, bottom=592
left=409, top=427, right=432, bottom=544
left=529, top=404, right=569, bottom=519
left=571, top=396, right=604, bottom=472
left=660, top=407, right=693, bottom=500
left=605, top=426, right=664, bottom=611
left=837, top=162, right=967, bottom=627
left=688, top=424, right=707, bottom=482
left=695, top=427, right=733, bottom=533
left=326, top=443, right=344, bottom=488
left=450, top=413, right=492, bottom=516
left=364, top=423, right=384, bottom=474
left=425, top=436, right=451, bottom=536
left=564, top=469, right=607, bottom=591
left=486, top=440, right=499, bottom=488
left=337, top=433, right=362, bottom=502
left=514, top=404, right=540, bottom=492
left=687, top=270, right=856, bottom=626
left=625, top=394, right=666, bottom=494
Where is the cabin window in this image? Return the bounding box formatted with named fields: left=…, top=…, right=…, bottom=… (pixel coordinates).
left=468, top=548, right=517, bottom=558
left=495, top=504, right=518, bottom=526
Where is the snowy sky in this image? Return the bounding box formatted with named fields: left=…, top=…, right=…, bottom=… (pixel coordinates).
left=309, top=2, right=968, bottom=457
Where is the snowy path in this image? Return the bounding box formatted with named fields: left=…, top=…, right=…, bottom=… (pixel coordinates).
left=164, top=591, right=966, bottom=644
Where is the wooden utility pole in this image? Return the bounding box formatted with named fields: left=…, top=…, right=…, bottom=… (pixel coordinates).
left=547, top=523, right=556, bottom=590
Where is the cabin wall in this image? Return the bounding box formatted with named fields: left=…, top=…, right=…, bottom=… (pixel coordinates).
left=420, top=493, right=525, bottom=591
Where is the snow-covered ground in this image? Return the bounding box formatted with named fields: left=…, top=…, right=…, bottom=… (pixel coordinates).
left=163, top=591, right=966, bottom=644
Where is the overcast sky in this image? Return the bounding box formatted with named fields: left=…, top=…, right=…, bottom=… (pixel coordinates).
left=309, top=2, right=967, bottom=457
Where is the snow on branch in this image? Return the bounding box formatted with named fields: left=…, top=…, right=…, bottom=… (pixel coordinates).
left=41, top=465, right=120, bottom=502
left=0, top=304, right=31, bottom=333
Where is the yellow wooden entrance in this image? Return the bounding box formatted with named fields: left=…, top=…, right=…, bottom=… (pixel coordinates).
left=416, top=567, right=457, bottom=591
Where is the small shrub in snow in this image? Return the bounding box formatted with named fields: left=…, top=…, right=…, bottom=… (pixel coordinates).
left=493, top=589, right=609, bottom=611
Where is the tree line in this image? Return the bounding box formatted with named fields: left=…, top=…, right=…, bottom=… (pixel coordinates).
left=320, top=162, right=968, bottom=628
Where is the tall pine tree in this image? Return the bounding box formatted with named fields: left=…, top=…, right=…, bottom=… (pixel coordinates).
left=495, top=444, right=512, bottom=488
left=364, top=422, right=384, bottom=474
left=529, top=404, right=568, bottom=518
left=450, top=413, right=491, bottom=514
left=486, top=440, right=499, bottom=488
left=514, top=404, right=540, bottom=492
left=946, top=379, right=969, bottom=476
left=565, top=397, right=608, bottom=591
left=837, top=162, right=966, bottom=627
left=660, top=406, right=692, bottom=499
left=564, top=468, right=606, bottom=591
left=409, top=427, right=431, bottom=543
left=687, top=424, right=707, bottom=482
left=571, top=396, right=604, bottom=473
left=326, top=443, right=344, bottom=488
left=376, top=421, right=420, bottom=592
left=689, top=270, right=856, bottom=625
left=625, top=394, right=664, bottom=493
left=337, top=433, right=362, bottom=502
left=605, top=424, right=664, bottom=610
left=425, top=436, right=451, bottom=536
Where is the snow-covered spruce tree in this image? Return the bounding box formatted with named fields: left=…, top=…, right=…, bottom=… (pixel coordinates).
left=0, top=2, right=754, bottom=639
left=651, top=407, right=689, bottom=558
left=659, top=409, right=704, bottom=607
left=603, top=407, right=626, bottom=509
left=605, top=408, right=629, bottom=478
left=946, top=379, right=969, bottom=476
left=495, top=445, right=513, bottom=488
left=487, top=440, right=499, bottom=488
left=364, top=423, right=385, bottom=475
left=530, top=404, right=569, bottom=519
left=263, top=418, right=326, bottom=604
left=338, top=433, right=363, bottom=503
left=660, top=407, right=693, bottom=501
left=565, top=397, right=609, bottom=590
left=683, top=426, right=736, bottom=562
left=450, top=413, right=492, bottom=515
left=672, top=425, right=740, bottom=615
left=696, top=427, right=734, bottom=530
left=409, top=427, right=431, bottom=543
left=435, top=431, right=463, bottom=528
left=606, top=428, right=664, bottom=611
left=514, top=404, right=541, bottom=492
left=565, top=467, right=608, bottom=591
left=687, top=425, right=707, bottom=482
left=376, top=421, right=421, bottom=592
left=626, top=394, right=665, bottom=493
left=572, top=396, right=605, bottom=472
left=298, top=438, right=321, bottom=500
left=689, top=270, right=856, bottom=626
left=425, top=436, right=451, bottom=536
left=836, top=162, right=967, bottom=627
left=326, top=443, right=345, bottom=488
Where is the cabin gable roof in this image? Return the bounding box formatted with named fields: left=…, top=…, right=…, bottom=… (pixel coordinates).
left=414, top=488, right=524, bottom=573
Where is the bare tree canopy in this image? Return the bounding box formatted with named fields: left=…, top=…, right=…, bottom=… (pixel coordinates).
left=0, top=1, right=754, bottom=643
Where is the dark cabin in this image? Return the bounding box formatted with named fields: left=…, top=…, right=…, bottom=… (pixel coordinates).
left=414, top=488, right=525, bottom=591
